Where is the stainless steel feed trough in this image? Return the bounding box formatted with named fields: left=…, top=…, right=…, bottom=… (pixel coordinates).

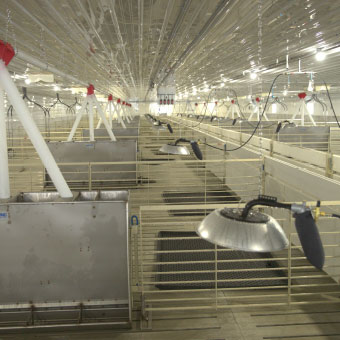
left=46, top=140, right=137, bottom=189
left=0, top=190, right=130, bottom=329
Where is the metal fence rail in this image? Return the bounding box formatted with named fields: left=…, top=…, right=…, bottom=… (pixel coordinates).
left=135, top=202, right=340, bottom=321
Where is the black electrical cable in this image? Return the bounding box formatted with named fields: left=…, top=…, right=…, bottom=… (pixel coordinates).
left=201, top=142, right=226, bottom=151
left=189, top=90, right=215, bottom=128
left=219, top=73, right=283, bottom=152
left=176, top=74, right=283, bottom=151
left=321, top=79, right=340, bottom=128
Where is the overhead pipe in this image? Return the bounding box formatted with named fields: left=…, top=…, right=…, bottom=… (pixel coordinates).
left=74, top=0, right=132, bottom=96
left=11, top=0, right=112, bottom=95
left=138, top=0, right=144, bottom=87
left=16, top=50, right=87, bottom=87
left=106, top=1, right=137, bottom=91
left=41, top=1, right=121, bottom=95
left=148, top=0, right=192, bottom=90
left=160, top=0, right=235, bottom=86
left=146, top=0, right=175, bottom=90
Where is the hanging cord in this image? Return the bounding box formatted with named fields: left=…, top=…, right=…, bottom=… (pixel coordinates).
left=47, top=93, right=73, bottom=114
left=221, top=73, right=283, bottom=152
left=312, top=77, right=340, bottom=128
left=21, top=87, right=48, bottom=115
left=200, top=141, right=226, bottom=151
left=324, top=81, right=340, bottom=128
left=305, top=93, right=327, bottom=113
left=268, top=96, right=288, bottom=111
left=70, top=96, right=81, bottom=111
left=189, top=90, right=215, bottom=127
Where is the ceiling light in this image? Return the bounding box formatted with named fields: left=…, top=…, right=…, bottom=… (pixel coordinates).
left=24, top=78, right=31, bottom=85
left=315, top=50, right=326, bottom=61
left=220, top=82, right=225, bottom=87
left=283, top=89, right=288, bottom=96
left=197, top=195, right=325, bottom=270
left=54, top=85, right=61, bottom=91
left=250, top=72, right=257, bottom=80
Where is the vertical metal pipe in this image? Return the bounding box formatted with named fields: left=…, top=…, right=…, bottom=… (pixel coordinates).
left=0, top=86, right=10, bottom=199
left=0, top=61, right=72, bottom=198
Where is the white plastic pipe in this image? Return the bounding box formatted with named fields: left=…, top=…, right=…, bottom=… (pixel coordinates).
left=96, top=117, right=102, bottom=129
left=0, top=86, right=10, bottom=199
left=126, top=105, right=133, bottom=119
left=113, top=103, right=126, bottom=129
left=122, top=105, right=131, bottom=123
left=108, top=102, right=113, bottom=128
left=92, top=95, right=116, bottom=141
left=67, top=97, right=88, bottom=141
left=95, top=102, right=109, bottom=129
left=0, top=60, right=72, bottom=198
left=88, top=96, right=95, bottom=141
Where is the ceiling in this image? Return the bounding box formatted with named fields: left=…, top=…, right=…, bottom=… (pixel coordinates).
left=1, top=0, right=340, bottom=102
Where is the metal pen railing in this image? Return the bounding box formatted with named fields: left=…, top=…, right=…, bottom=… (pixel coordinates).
left=135, top=201, right=340, bottom=322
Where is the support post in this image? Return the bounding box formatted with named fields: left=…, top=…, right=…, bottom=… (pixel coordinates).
left=113, top=102, right=126, bottom=128
left=67, top=97, right=88, bottom=141
left=0, top=59, right=72, bottom=198
left=92, top=95, right=116, bottom=141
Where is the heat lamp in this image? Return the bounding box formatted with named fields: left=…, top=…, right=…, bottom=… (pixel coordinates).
left=197, top=195, right=325, bottom=270
left=151, top=119, right=173, bottom=133
left=159, top=138, right=203, bottom=160
left=275, top=120, right=295, bottom=133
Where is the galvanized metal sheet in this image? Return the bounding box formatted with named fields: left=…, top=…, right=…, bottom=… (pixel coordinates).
left=0, top=191, right=129, bottom=306
left=47, top=140, right=137, bottom=184
left=278, top=126, right=330, bottom=151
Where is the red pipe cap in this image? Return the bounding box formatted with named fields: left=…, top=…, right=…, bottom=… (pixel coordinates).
left=117, top=98, right=121, bottom=103
left=231, top=100, right=235, bottom=104
left=87, top=84, right=95, bottom=95
left=108, top=94, right=113, bottom=101
left=255, top=97, right=260, bottom=102
left=298, top=92, right=307, bottom=99
left=215, top=101, right=218, bottom=105
left=0, top=40, right=15, bottom=66
left=122, top=101, right=126, bottom=105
